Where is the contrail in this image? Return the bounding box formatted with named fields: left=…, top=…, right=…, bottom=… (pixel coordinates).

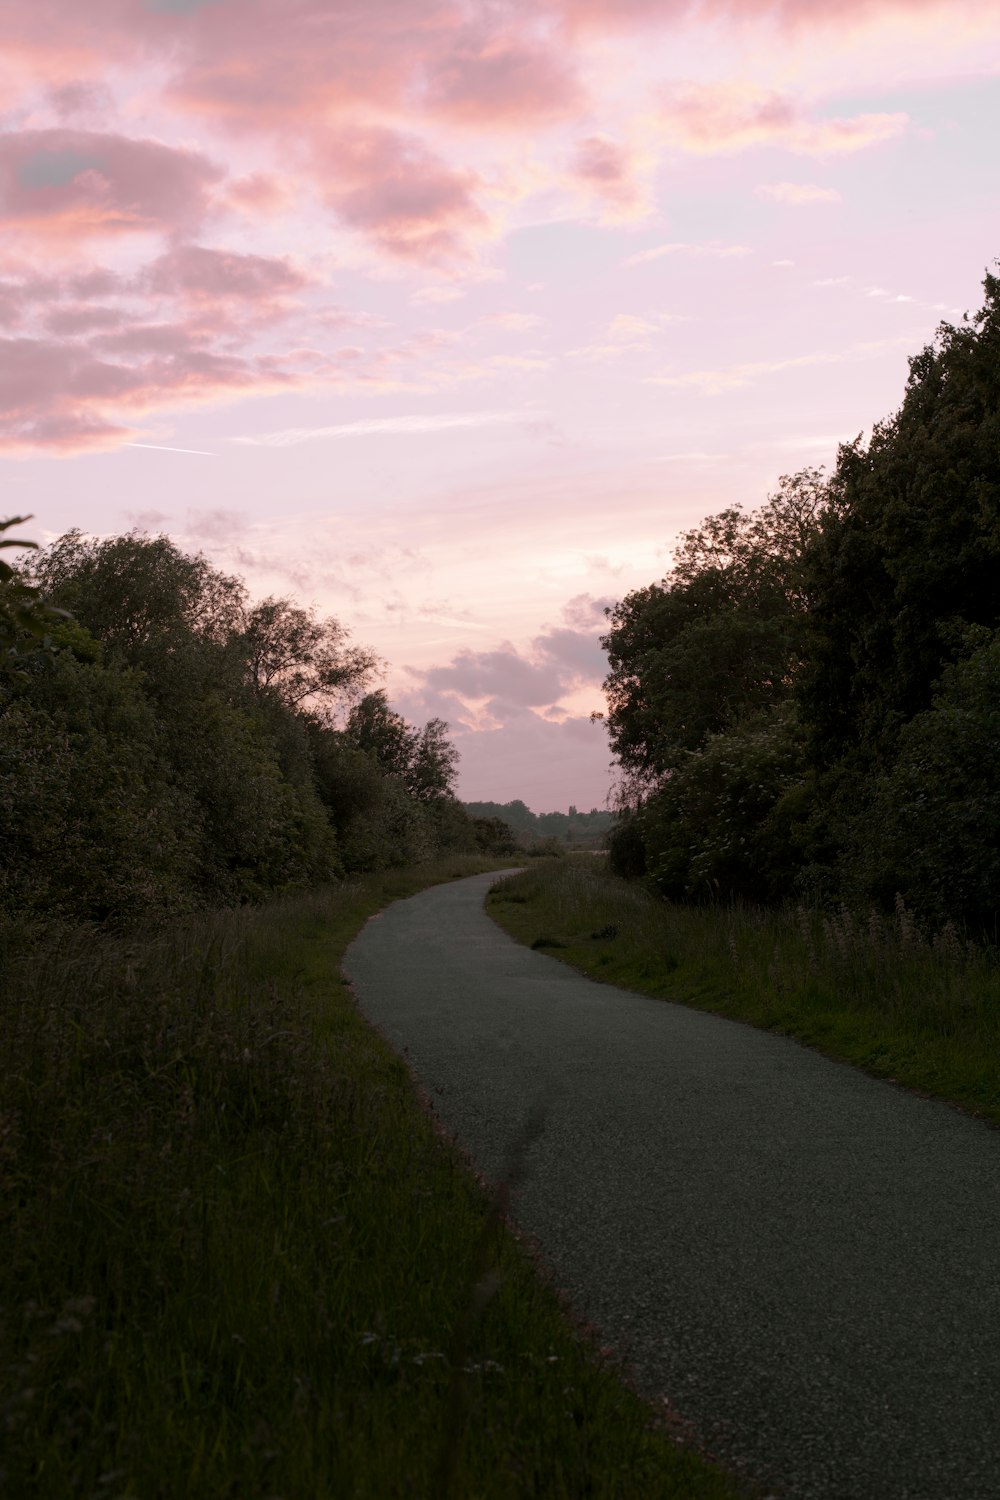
left=124, top=443, right=216, bottom=456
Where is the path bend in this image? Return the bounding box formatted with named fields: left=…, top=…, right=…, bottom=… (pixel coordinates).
left=343, top=871, right=1000, bottom=1500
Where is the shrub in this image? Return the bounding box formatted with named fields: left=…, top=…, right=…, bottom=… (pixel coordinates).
left=640, top=706, right=807, bottom=905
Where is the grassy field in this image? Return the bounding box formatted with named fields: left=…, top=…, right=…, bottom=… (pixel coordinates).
left=1, top=856, right=763, bottom=1500
left=486, top=856, right=1000, bottom=1132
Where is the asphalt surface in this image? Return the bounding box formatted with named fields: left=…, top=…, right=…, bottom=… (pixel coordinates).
left=343, top=871, right=1000, bottom=1500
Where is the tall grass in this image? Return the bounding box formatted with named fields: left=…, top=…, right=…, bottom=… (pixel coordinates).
left=487, top=857, right=1000, bottom=1130
left=1, top=857, right=759, bottom=1499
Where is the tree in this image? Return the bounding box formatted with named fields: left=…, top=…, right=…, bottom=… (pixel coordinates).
left=471, top=816, right=519, bottom=855
left=799, top=269, right=1000, bottom=769
left=408, top=717, right=460, bottom=802
left=0, top=620, right=201, bottom=923
left=463, top=799, right=537, bottom=834
left=28, top=530, right=246, bottom=663
left=345, top=692, right=461, bottom=802
left=1, top=516, right=69, bottom=671
left=345, top=691, right=417, bottom=779
left=600, top=468, right=829, bottom=786
left=240, top=596, right=380, bottom=711
left=840, top=628, right=1000, bottom=932
left=638, top=704, right=808, bottom=905
left=19, top=530, right=341, bottom=911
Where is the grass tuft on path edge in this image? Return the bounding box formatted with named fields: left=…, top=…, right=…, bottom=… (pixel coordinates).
left=1, top=857, right=761, bottom=1500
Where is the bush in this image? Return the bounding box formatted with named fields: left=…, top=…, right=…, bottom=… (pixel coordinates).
left=471, top=815, right=519, bottom=856
left=0, top=628, right=200, bottom=924
left=639, top=706, right=807, bottom=905
left=606, top=815, right=647, bottom=880
left=337, top=775, right=436, bottom=872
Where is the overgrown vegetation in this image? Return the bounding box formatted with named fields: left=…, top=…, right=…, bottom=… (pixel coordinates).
left=0, top=524, right=764, bottom=1496
left=0, top=859, right=759, bottom=1500
left=487, top=858, right=1000, bottom=1131
left=600, top=269, right=1000, bottom=938
left=1, top=527, right=512, bottom=929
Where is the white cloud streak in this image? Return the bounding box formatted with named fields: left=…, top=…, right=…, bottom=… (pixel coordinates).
left=623, top=241, right=752, bottom=268
left=229, top=409, right=537, bottom=448
left=755, top=181, right=842, bottom=204
left=124, top=442, right=216, bottom=455
left=646, top=334, right=918, bottom=394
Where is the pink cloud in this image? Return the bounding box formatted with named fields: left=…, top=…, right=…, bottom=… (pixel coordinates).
left=222, top=171, right=295, bottom=216
left=570, top=135, right=646, bottom=218
left=44, top=304, right=127, bottom=335
left=562, top=593, right=616, bottom=628
left=316, top=126, right=487, bottom=262
left=409, top=621, right=608, bottom=724
left=623, top=240, right=751, bottom=268
left=556, top=0, right=953, bottom=30
left=161, top=1, right=440, bottom=130
left=0, top=286, right=22, bottom=328
left=0, top=329, right=301, bottom=456
left=656, top=84, right=908, bottom=156
left=143, top=243, right=311, bottom=303
left=429, top=696, right=594, bottom=762
left=88, top=322, right=213, bottom=355
left=0, top=0, right=419, bottom=110
left=421, top=31, right=583, bottom=125
left=0, top=0, right=986, bottom=467
left=755, top=181, right=842, bottom=203
left=65, top=267, right=124, bottom=298
left=572, top=134, right=629, bottom=187
left=447, top=708, right=613, bottom=808
left=532, top=625, right=608, bottom=680
left=420, top=644, right=568, bottom=706
left=0, top=129, right=222, bottom=242
left=0, top=265, right=104, bottom=326
left=46, top=80, right=116, bottom=122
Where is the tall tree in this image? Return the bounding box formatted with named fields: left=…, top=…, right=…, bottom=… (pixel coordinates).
left=408, top=717, right=460, bottom=802
left=29, top=530, right=246, bottom=662
left=345, top=691, right=417, bottom=779
left=240, top=596, right=380, bottom=711
left=799, top=269, right=1000, bottom=769
left=600, top=468, right=829, bottom=787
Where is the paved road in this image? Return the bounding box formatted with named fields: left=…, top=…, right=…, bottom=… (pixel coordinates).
left=343, top=872, right=1000, bottom=1500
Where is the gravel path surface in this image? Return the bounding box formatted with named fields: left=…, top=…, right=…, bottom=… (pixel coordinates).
left=343, top=871, right=1000, bottom=1500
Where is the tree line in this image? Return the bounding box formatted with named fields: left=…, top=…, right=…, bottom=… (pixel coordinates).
left=463, top=799, right=614, bottom=846
left=0, top=526, right=509, bottom=929
left=600, top=268, right=1000, bottom=937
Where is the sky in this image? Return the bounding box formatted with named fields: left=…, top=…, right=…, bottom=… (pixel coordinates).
left=3, top=0, right=999, bottom=812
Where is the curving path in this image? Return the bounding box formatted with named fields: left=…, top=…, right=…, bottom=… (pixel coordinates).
left=343, top=871, right=1000, bottom=1500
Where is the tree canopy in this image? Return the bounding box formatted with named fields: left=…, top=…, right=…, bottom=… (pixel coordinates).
left=600, top=467, right=829, bottom=788
left=2, top=529, right=474, bottom=926
left=799, top=272, right=1000, bottom=768
left=599, top=267, right=1000, bottom=934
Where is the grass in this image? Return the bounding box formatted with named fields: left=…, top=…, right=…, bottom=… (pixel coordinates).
left=0, top=854, right=761, bottom=1500
left=486, top=856, right=1000, bottom=1132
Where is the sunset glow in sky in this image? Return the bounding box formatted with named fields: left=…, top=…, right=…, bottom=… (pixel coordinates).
left=3, top=0, right=999, bottom=810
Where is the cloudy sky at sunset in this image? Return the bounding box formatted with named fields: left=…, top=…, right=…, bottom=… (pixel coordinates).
left=3, top=0, right=999, bottom=810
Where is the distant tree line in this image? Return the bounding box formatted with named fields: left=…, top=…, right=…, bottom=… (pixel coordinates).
left=463, top=799, right=615, bottom=847
left=601, top=269, right=1000, bottom=938
left=0, top=528, right=507, bottom=929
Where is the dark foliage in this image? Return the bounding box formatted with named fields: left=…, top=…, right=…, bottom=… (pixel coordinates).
left=600, top=268, right=1000, bottom=936
left=1, top=529, right=475, bottom=926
